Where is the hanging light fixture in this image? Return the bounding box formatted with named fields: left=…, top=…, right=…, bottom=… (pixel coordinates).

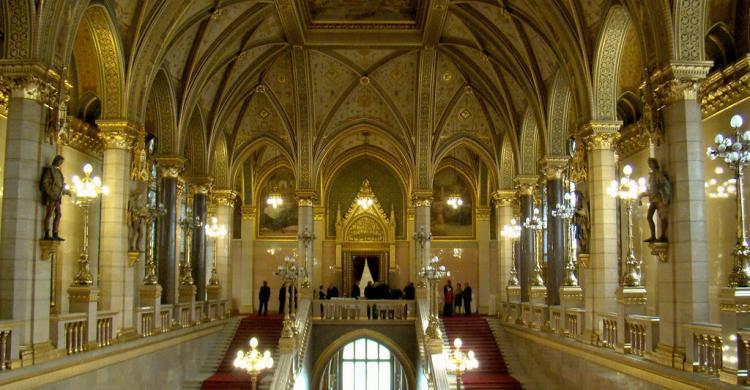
left=446, top=149, right=464, bottom=209
left=356, top=131, right=374, bottom=209
left=266, top=146, right=283, bottom=209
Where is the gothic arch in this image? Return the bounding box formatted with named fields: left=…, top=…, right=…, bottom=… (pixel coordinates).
left=592, top=4, right=632, bottom=122
left=499, top=133, right=515, bottom=190
left=231, top=138, right=296, bottom=193
left=145, top=70, right=178, bottom=154
left=211, top=132, right=230, bottom=188
left=673, top=0, right=709, bottom=61
left=2, top=0, right=34, bottom=59
left=183, top=108, right=207, bottom=176
left=519, top=108, right=541, bottom=175
left=547, top=72, right=572, bottom=156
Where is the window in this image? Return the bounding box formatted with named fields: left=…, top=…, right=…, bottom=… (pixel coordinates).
left=321, top=337, right=408, bottom=390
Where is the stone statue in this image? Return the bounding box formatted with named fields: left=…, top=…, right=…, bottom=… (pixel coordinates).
left=640, top=158, right=670, bottom=242
left=572, top=188, right=590, bottom=253
left=40, top=155, right=70, bottom=240
left=127, top=182, right=149, bottom=252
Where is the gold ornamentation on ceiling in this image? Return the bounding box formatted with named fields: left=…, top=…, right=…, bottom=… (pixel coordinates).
left=700, top=55, right=750, bottom=118
left=62, top=117, right=104, bottom=157
left=258, top=109, right=270, bottom=119
left=336, top=179, right=396, bottom=243
left=441, top=72, right=452, bottom=82
left=458, top=108, right=471, bottom=120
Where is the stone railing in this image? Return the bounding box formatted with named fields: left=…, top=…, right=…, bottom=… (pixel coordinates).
left=599, top=312, right=618, bottom=350
left=0, top=321, right=21, bottom=369
left=95, top=311, right=117, bottom=348
left=415, top=295, right=450, bottom=390
left=270, top=298, right=312, bottom=390
left=136, top=307, right=155, bottom=337
left=685, top=323, right=723, bottom=376
left=176, top=303, right=192, bottom=327
left=565, top=308, right=585, bottom=339
left=160, top=305, right=173, bottom=333
left=51, top=313, right=88, bottom=355
left=549, top=307, right=562, bottom=334
left=312, top=299, right=415, bottom=320
left=624, top=315, right=659, bottom=357
left=521, top=303, right=532, bottom=326
left=737, top=328, right=750, bottom=381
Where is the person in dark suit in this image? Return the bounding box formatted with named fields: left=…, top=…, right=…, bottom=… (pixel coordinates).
left=279, top=282, right=287, bottom=314
left=352, top=280, right=361, bottom=299
left=318, top=285, right=326, bottom=317
left=443, top=280, right=454, bottom=317
left=403, top=282, right=415, bottom=300
left=258, top=281, right=271, bottom=316
left=463, top=282, right=473, bottom=316
left=327, top=284, right=339, bottom=299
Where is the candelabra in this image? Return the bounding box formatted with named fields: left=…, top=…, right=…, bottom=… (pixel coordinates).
left=607, top=165, right=646, bottom=287
left=297, top=225, right=314, bottom=289
left=446, top=338, right=479, bottom=390
left=413, top=225, right=432, bottom=288
left=233, top=337, right=274, bottom=390
left=275, top=255, right=302, bottom=338
left=70, top=163, right=108, bottom=286
left=523, top=207, right=546, bottom=287
left=500, top=218, right=522, bottom=287
left=707, top=114, right=750, bottom=287
left=418, top=256, right=450, bottom=340
left=552, top=183, right=579, bottom=287
left=143, top=202, right=167, bottom=285
left=178, top=209, right=202, bottom=285
left=206, top=216, right=227, bottom=286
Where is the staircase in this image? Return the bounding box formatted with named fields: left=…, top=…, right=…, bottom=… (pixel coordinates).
left=201, top=315, right=284, bottom=390
left=442, top=316, right=522, bottom=389
left=183, top=317, right=241, bottom=390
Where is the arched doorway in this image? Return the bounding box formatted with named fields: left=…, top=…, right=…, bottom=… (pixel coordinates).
left=317, top=336, right=412, bottom=390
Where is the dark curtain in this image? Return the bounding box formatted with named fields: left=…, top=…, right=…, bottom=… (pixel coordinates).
left=352, top=256, right=380, bottom=282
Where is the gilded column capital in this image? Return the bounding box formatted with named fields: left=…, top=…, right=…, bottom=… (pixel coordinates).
left=406, top=207, right=416, bottom=220
left=651, top=61, right=712, bottom=106
left=97, top=120, right=140, bottom=150
left=155, top=154, right=187, bottom=179
left=296, top=190, right=317, bottom=207
left=492, top=189, right=516, bottom=207
left=476, top=207, right=491, bottom=221
left=0, top=87, right=7, bottom=117
left=581, top=121, right=621, bottom=151
left=241, top=205, right=257, bottom=220
left=176, top=176, right=186, bottom=199
left=212, top=188, right=238, bottom=208
left=0, top=63, right=60, bottom=106
left=411, top=191, right=433, bottom=207
left=186, top=175, right=213, bottom=194
left=314, top=206, right=325, bottom=221
left=539, top=156, right=569, bottom=180
left=514, top=175, right=538, bottom=196
left=700, top=55, right=750, bottom=117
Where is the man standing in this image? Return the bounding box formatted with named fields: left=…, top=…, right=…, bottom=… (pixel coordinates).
left=40, top=155, right=70, bottom=240
left=258, top=281, right=270, bottom=316
left=352, top=280, right=361, bottom=298
left=443, top=280, right=454, bottom=317
left=403, top=282, right=415, bottom=300
left=279, top=282, right=287, bottom=314
left=463, top=282, right=473, bottom=316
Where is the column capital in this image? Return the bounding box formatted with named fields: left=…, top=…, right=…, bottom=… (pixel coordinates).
left=155, top=154, right=187, bottom=179
left=212, top=188, right=238, bottom=207
left=185, top=175, right=213, bottom=193
left=295, top=190, right=318, bottom=207
left=539, top=155, right=569, bottom=180
left=0, top=62, right=61, bottom=106
left=581, top=122, right=621, bottom=151
left=651, top=61, right=712, bottom=106
left=97, top=120, right=140, bottom=150
left=514, top=175, right=538, bottom=195
left=701, top=55, right=750, bottom=117
left=411, top=190, right=433, bottom=207
left=476, top=207, right=491, bottom=221
left=241, top=205, right=257, bottom=220
left=492, top=189, right=516, bottom=207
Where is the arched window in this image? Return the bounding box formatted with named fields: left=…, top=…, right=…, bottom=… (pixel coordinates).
left=321, top=337, right=408, bottom=390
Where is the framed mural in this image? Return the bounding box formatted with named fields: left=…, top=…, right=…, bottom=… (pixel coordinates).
left=431, top=169, right=473, bottom=238
left=258, top=168, right=298, bottom=238
left=307, top=0, right=418, bottom=23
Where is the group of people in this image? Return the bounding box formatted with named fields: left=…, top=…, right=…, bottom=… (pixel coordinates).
left=442, top=280, right=472, bottom=316
left=256, top=281, right=297, bottom=316
left=316, top=281, right=417, bottom=301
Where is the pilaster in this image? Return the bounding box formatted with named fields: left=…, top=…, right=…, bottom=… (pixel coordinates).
left=493, top=190, right=516, bottom=306
left=515, top=176, right=537, bottom=302
left=412, top=191, right=432, bottom=287
left=297, top=191, right=316, bottom=290
left=211, top=188, right=237, bottom=300
left=476, top=206, right=491, bottom=314
left=187, top=176, right=212, bottom=301
left=239, top=206, right=256, bottom=313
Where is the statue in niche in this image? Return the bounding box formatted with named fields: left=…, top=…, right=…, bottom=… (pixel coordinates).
left=640, top=158, right=671, bottom=242
left=572, top=188, right=590, bottom=253
left=40, top=155, right=70, bottom=240
left=127, top=182, right=149, bottom=252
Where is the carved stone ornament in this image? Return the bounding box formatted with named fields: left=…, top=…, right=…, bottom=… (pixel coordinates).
left=700, top=55, right=750, bottom=117
left=584, top=131, right=619, bottom=151
left=514, top=176, right=538, bottom=196
left=411, top=191, right=433, bottom=207
left=130, top=131, right=150, bottom=182
left=155, top=155, right=187, bottom=179
left=97, top=121, right=139, bottom=151
left=651, top=61, right=712, bottom=107
left=492, top=189, right=516, bottom=207
left=336, top=180, right=396, bottom=243
left=569, top=143, right=588, bottom=183
left=39, top=239, right=61, bottom=261
left=649, top=241, right=669, bottom=263
left=64, top=117, right=104, bottom=156
left=212, top=188, right=238, bottom=207
left=540, top=156, right=569, bottom=180
left=296, top=190, right=317, bottom=207
left=186, top=175, right=213, bottom=194
left=241, top=205, right=257, bottom=220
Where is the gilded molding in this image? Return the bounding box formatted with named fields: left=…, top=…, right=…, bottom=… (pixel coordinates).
left=63, top=117, right=104, bottom=156
left=296, top=190, right=317, bottom=207
left=585, top=131, right=619, bottom=151
left=314, top=207, right=325, bottom=221
left=514, top=176, right=538, bottom=196
left=212, top=188, right=238, bottom=208
left=700, top=55, right=750, bottom=117
left=540, top=156, right=569, bottom=180
left=97, top=120, right=139, bottom=151
left=569, top=143, right=587, bottom=183
left=476, top=207, right=491, bottom=221
left=492, top=189, right=516, bottom=207
left=186, top=175, right=213, bottom=194
left=155, top=155, right=187, bottom=179
left=241, top=205, right=257, bottom=220
left=651, top=61, right=712, bottom=107
left=614, top=122, right=651, bottom=158
left=411, top=191, right=433, bottom=207
left=0, top=87, right=7, bottom=117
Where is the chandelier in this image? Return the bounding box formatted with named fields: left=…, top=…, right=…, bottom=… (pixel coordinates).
left=355, top=179, right=375, bottom=210
left=266, top=146, right=283, bottom=208
left=446, top=193, right=464, bottom=209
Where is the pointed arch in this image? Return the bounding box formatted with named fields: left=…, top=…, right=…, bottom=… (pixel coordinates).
left=211, top=132, right=230, bottom=188
left=500, top=133, right=515, bottom=190
left=592, top=5, right=632, bottom=122
left=547, top=72, right=572, bottom=156
left=3, top=0, right=34, bottom=59
left=673, top=0, right=708, bottom=61
left=519, top=108, right=541, bottom=175
left=184, top=108, right=208, bottom=176
left=145, top=70, right=178, bottom=154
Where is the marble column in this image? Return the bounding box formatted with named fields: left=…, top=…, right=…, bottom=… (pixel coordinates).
left=584, top=123, right=621, bottom=323
left=542, top=157, right=569, bottom=306
left=652, top=64, right=712, bottom=369
left=154, top=155, right=185, bottom=305
left=189, top=177, right=212, bottom=301
left=313, top=207, right=325, bottom=289
left=173, top=178, right=185, bottom=305
left=476, top=207, right=491, bottom=313
left=239, top=206, right=256, bottom=313
left=0, top=74, right=58, bottom=360
left=211, top=188, right=237, bottom=300
left=297, top=191, right=315, bottom=295
left=412, top=192, right=432, bottom=293
left=515, top=177, right=537, bottom=302
left=493, top=190, right=516, bottom=304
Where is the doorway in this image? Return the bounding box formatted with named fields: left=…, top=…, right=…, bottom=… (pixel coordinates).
left=343, top=251, right=388, bottom=296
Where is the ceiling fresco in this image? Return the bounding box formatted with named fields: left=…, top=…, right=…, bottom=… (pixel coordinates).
left=306, top=0, right=420, bottom=25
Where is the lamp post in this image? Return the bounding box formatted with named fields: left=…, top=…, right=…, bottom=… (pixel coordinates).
left=446, top=338, right=479, bottom=390
left=708, top=114, right=750, bottom=287
left=607, top=165, right=646, bottom=287
left=178, top=209, right=202, bottom=286
left=552, top=184, right=579, bottom=287
left=233, top=337, right=274, bottom=390
left=414, top=225, right=432, bottom=288
left=205, top=216, right=227, bottom=287
left=297, top=225, right=314, bottom=289
left=69, top=163, right=108, bottom=286
left=500, top=218, right=522, bottom=287
left=523, top=207, right=547, bottom=287
left=275, top=255, right=302, bottom=338
left=142, top=202, right=167, bottom=285
left=418, top=256, right=450, bottom=341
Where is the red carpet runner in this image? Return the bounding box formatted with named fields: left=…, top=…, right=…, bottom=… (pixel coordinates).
left=201, top=315, right=284, bottom=390
left=442, top=316, right=522, bottom=389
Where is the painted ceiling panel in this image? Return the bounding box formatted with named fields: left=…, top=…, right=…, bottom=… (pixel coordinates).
left=369, top=50, right=419, bottom=132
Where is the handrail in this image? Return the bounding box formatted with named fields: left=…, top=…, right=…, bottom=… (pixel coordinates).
left=312, top=298, right=415, bottom=320
left=416, top=295, right=450, bottom=390
left=685, top=322, right=723, bottom=376
left=51, top=313, right=87, bottom=355
left=0, top=320, right=22, bottom=369
left=270, top=298, right=312, bottom=390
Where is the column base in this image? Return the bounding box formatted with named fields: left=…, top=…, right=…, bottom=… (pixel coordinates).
left=139, top=284, right=163, bottom=301
left=207, top=284, right=222, bottom=300
left=20, top=341, right=64, bottom=365
left=179, top=284, right=197, bottom=302
left=529, top=286, right=547, bottom=305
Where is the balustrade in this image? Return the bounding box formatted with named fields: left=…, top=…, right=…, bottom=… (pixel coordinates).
left=685, top=323, right=723, bottom=376
left=624, top=315, right=659, bottom=356
left=160, top=305, right=173, bottom=333
left=137, top=308, right=154, bottom=337
left=600, top=313, right=618, bottom=349
left=549, top=307, right=562, bottom=334
left=96, top=311, right=117, bottom=347
left=313, top=299, right=415, bottom=321
left=52, top=314, right=88, bottom=355
left=0, top=321, right=20, bottom=370
left=177, top=303, right=192, bottom=327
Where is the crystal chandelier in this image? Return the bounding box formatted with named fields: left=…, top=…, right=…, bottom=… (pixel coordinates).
left=446, top=193, right=464, bottom=209
left=355, top=179, right=375, bottom=210
left=356, top=195, right=373, bottom=209
left=266, top=147, right=283, bottom=208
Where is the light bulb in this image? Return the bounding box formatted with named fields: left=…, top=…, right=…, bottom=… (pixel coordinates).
left=731, top=114, right=744, bottom=129
left=83, top=163, right=93, bottom=174
left=454, top=338, right=462, bottom=349
left=715, top=134, right=725, bottom=144
left=250, top=337, right=258, bottom=348
left=622, top=164, right=632, bottom=176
